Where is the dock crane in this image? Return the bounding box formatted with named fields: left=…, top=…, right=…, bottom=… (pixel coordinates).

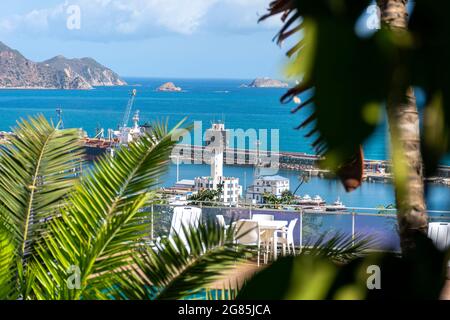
left=114, top=89, right=142, bottom=146
left=120, top=89, right=137, bottom=129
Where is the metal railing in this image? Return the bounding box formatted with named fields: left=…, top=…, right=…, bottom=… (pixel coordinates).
left=144, top=201, right=450, bottom=253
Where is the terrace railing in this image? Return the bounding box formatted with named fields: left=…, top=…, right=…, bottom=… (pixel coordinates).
left=144, top=201, right=450, bottom=253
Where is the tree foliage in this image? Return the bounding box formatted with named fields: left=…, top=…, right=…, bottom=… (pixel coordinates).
left=0, top=116, right=83, bottom=298
left=188, top=182, right=224, bottom=206
left=0, top=116, right=251, bottom=300
left=260, top=0, right=450, bottom=178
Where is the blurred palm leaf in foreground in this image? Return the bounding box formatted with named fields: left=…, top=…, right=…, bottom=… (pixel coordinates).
left=261, top=0, right=450, bottom=178
left=261, top=0, right=450, bottom=254
left=111, top=220, right=253, bottom=300
left=261, top=0, right=394, bottom=180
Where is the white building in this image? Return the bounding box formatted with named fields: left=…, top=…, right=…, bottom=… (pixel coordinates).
left=193, top=123, right=242, bottom=205
left=194, top=176, right=242, bottom=204
left=246, top=175, right=290, bottom=204
left=220, top=177, right=242, bottom=204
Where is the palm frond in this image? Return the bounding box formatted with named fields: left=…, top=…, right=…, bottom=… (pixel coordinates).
left=111, top=220, right=252, bottom=300
left=260, top=1, right=369, bottom=190
left=31, top=119, right=186, bottom=300
left=302, top=232, right=376, bottom=263
left=0, top=225, right=15, bottom=299
left=260, top=0, right=327, bottom=158
left=205, top=278, right=243, bottom=300
left=0, top=115, right=83, bottom=259
left=236, top=231, right=376, bottom=300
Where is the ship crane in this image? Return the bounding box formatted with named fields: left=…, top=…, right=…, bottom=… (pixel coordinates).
left=120, top=89, right=137, bottom=129
left=113, top=89, right=142, bottom=146
left=93, top=128, right=105, bottom=139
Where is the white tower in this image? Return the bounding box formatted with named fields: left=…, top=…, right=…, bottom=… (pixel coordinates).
left=254, top=140, right=262, bottom=179
left=206, top=123, right=226, bottom=189
left=212, top=148, right=223, bottom=188
left=132, top=110, right=140, bottom=130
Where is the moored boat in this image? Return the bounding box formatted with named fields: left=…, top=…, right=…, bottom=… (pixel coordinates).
left=325, top=197, right=347, bottom=212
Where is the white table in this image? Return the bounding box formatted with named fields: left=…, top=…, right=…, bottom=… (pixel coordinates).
left=240, top=219, right=288, bottom=260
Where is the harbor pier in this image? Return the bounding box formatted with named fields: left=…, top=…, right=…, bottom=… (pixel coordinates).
left=1, top=132, right=449, bottom=184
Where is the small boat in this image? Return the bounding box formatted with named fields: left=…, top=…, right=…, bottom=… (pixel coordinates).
left=296, top=194, right=326, bottom=208
left=297, top=194, right=312, bottom=205
left=312, top=195, right=325, bottom=205
left=325, top=197, right=347, bottom=212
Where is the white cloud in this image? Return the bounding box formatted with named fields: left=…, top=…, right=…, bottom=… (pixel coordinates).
left=0, top=0, right=282, bottom=41
left=205, top=0, right=281, bottom=31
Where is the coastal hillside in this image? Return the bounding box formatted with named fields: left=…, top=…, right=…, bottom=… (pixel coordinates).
left=0, top=41, right=126, bottom=89
left=42, top=55, right=126, bottom=87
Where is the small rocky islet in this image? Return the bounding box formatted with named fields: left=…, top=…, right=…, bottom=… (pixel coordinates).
left=241, top=77, right=289, bottom=88
left=156, top=82, right=182, bottom=92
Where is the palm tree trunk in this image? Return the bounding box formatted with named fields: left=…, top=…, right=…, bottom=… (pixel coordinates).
left=377, top=0, right=428, bottom=254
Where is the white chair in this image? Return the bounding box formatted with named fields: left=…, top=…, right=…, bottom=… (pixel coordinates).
left=235, top=220, right=268, bottom=266
left=277, top=218, right=298, bottom=256
left=251, top=214, right=274, bottom=222
left=428, top=222, right=450, bottom=251
left=216, top=215, right=229, bottom=229
left=428, top=222, right=450, bottom=278
left=169, top=206, right=202, bottom=249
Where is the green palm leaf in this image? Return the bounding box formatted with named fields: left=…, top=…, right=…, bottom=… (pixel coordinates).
left=31, top=119, right=186, bottom=300
left=0, top=225, right=15, bottom=299
left=302, top=232, right=377, bottom=263
left=0, top=115, right=83, bottom=258
left=111, top=220, right=252, bottom=300
left=236, top=232, right=375, bottom=300
left=0, top=115, right=83, bottom=299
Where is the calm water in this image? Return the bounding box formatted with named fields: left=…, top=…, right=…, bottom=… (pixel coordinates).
left=0, top=78, right=448, bottom=211
left=162, top=164, right=450, bottom=212
left=0, top=77, right=388, bottom=157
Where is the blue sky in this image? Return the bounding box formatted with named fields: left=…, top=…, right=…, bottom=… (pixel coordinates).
left=0, top=1, right=380, bottom=79
left=0, top=0, right=292, bottom=79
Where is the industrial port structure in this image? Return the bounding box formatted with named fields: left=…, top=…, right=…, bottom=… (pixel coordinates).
left=0, top=87, right=449, bottom=185
left=2, top=130, right=448, bottom=184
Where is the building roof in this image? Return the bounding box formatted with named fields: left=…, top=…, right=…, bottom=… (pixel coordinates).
left=257, top=175, right=289, bottom=181
left=175, top=179, right=195, bottom=186
left=195, top=176, right=239, bottom=181
left=195, top=176, right=214, bottom=181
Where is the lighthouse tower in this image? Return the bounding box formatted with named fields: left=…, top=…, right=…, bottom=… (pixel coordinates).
left=195, top=122, right=242, bottom=204
left=206, top=123, right=226, bottom=189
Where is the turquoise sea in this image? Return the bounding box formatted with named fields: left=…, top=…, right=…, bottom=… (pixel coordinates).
left=0, top=78, right=448, bottom=211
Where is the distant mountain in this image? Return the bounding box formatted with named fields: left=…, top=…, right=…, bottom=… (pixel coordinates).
left=0, top=41, right=126, bottom=90
left=42, top=55, right=126, bottom=87
left=242, top=77, right=289, bottom=88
